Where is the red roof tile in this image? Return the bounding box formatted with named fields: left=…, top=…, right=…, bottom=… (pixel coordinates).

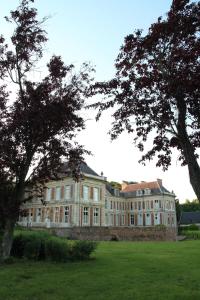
left=122, top=181, right=160, bottom=193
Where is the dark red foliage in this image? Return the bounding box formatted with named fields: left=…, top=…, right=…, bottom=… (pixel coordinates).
left=0, top=0, right=93, bottom=230
left=90, top=0, right=200, bottom=199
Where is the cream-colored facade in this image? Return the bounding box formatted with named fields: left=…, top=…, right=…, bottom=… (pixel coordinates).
left=19, top=165, right=177, bottom=229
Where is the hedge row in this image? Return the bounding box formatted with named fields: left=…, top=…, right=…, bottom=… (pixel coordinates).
left=181, top=230, right=200, bottom=240
left=11, top=231, right=97, bottom=262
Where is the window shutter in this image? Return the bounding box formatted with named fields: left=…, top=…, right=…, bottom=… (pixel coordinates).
left=41, top=208, right=45, bottom=222
left=90, top=207, right=93, bottom=225
left=151, top=213, right=154, bottom=226
left=51, top=188, right=55, bottom=201
left=50, top=208, right=54, bottom=222
left=71, top=185, right=74, bottom=199
left=160, top=213, right=162, bottom=225
left=134, top=213, right=137, bottom=226
left=61, top=186, right=65, bottom=199
left=44, top=188, right=47, bottom=201
left=60, top=207, right=63, bottom=222
left=33, top=208, right=36, bottom=222
left=80, top=184, right=83, bottom=198
left=151, top=200, right=154, bottom=209
left=90, top=187, right=93, bottom=199
left=100, top=188, right=102, bottom=201
left=143, top=213, right=146, bottom=226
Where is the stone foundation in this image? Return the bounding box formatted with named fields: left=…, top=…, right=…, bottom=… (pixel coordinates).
left=47, top=226, right=177, bottom=241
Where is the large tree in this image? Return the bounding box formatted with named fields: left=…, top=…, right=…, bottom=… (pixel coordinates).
left=0, top=0, right=92, bottom=261
left=91, top=0, right=200, bottom=199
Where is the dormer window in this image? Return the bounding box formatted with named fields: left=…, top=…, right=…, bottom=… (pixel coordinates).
left=136, top=189, right=143, bottom=196
left=144, top=188, right=151, bottom=195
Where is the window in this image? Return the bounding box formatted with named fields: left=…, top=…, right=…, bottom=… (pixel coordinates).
left=105, top=199, right=108, bottom=209
left=134, top=202, right=137, bottom=210
left=116, top=214, right=120, bottom=226
left=138, top=201, right=141, bottom=210
left=121, top=215, right=125, bottom=225
left=146, top=201, right=150, bottom=210
left=154, top=200, right=159, bottom=209
left=130, top=214, right=134, bottom=225
left=130, top=202, right=133, bottom=210
left=46, top=188, right=51, bottom=202
left=105, top=213, right=109, bottom=226
left=94, top=187, right=99, bottom=202
left=93, top=208, right=99, bottom=225
left=56, top=187, right=61, bottom=201
left=55, top=207, right=59, bottom=223
left=83, top=186, right=89, bottom=201
left=146, top=213, right=151, bottom=226
left=65, top=185, right=71, bottom=200
left=136, top=189, right=143, bottom=196
left=142, top=201, right=145, bottom=209
left=64, top=206, right=69, bottom=223
left=110, top=201, right=113, bottom=209
left=144, top=188, right=151, bottom=195
left=138, top=213, right=143, bottom=226
left=83, top=207, right=89, bottom=224
left=110, top=214, right=114, bottom=226
left=36, top=208, right=41, bottom=222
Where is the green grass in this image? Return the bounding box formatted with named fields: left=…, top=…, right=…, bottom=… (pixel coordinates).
left=0, top=241, right=200, bottom=300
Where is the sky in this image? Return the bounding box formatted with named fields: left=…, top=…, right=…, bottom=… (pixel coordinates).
left=0, top=0, right=197, bottom=202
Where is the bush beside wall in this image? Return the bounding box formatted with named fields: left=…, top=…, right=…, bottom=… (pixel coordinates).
left=11, top=231, right=97, bottom=262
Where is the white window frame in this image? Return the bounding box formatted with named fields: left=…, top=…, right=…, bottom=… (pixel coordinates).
left=146, top=213, right=151, bottom=226
left=83, top=186, right=89, bottom=201
left=121, top=214, right=125, bottom=226
left=130, top=214, right=134, bottom=225
left=93, top=187, right=99, bottom=202
left=65, top=185, right=71, bottom=200
left=83, top=207, right=89, bottom=224
left=56, top=186, right=61, bottom=201
left=93, top=208, right=99, bottom=225
left=46, top=188, right=51, bottom=202
left=64, top=206, right=69, bottom=223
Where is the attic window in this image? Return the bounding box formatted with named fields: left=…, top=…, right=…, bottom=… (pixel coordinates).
left=144, top=188, right=151, bottom=195
left=136, top=189, right=143, bottom=196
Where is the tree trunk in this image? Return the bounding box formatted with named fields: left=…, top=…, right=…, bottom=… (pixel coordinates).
left=176, top=93, right=200, bottom=200
left=0, top=219, right=15, bottom=262
left=181, top=136, right=200, bottom=200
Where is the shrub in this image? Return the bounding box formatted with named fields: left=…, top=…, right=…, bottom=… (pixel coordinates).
left=182, top=230, right=200, bottom=240
left=11, top=234, right=27, bottom=258
left=71, top=240, right=97, bottom=260
left=45, top=237, right=70, bottom=262
left=179, top=224, right=199, bottom=233
left=11, top=231, right=50, bottom=259
left=11, top=231, right=98, bottom=262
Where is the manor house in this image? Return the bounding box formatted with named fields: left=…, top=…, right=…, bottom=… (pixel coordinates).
left=19, top=163, right=177, bottom=230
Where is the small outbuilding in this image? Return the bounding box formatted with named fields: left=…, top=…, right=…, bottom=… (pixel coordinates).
left=180, top=211, right=200, bottom=226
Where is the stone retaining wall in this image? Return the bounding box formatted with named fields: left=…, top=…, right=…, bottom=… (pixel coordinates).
left=48, top=226, right=177, bottom=241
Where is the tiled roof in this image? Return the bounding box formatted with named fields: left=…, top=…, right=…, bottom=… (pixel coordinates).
left=122, top=181, right=160, bottom=193
left=180, top=211, right=200, bottom=225
left=59, top=162, right=99, bottom=177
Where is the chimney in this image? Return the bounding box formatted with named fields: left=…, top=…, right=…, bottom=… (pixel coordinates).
left=157, top=178, right=162, bottom=187
left=121, top=181, right=128, bottom=191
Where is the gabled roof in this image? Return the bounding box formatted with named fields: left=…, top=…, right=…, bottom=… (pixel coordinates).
left=180, top=211, right=200, bottom=225
left=122, top=181, right=160, bottom=193
left=120, top=180, right=171, bottom=198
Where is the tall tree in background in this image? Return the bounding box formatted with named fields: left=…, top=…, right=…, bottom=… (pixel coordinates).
left=91, top=0, right=200, bottom=200
left=0, top=0, right=92, bottom=261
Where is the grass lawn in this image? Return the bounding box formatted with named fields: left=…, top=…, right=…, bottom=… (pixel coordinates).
left=0, top=240, right=200, bottom=300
